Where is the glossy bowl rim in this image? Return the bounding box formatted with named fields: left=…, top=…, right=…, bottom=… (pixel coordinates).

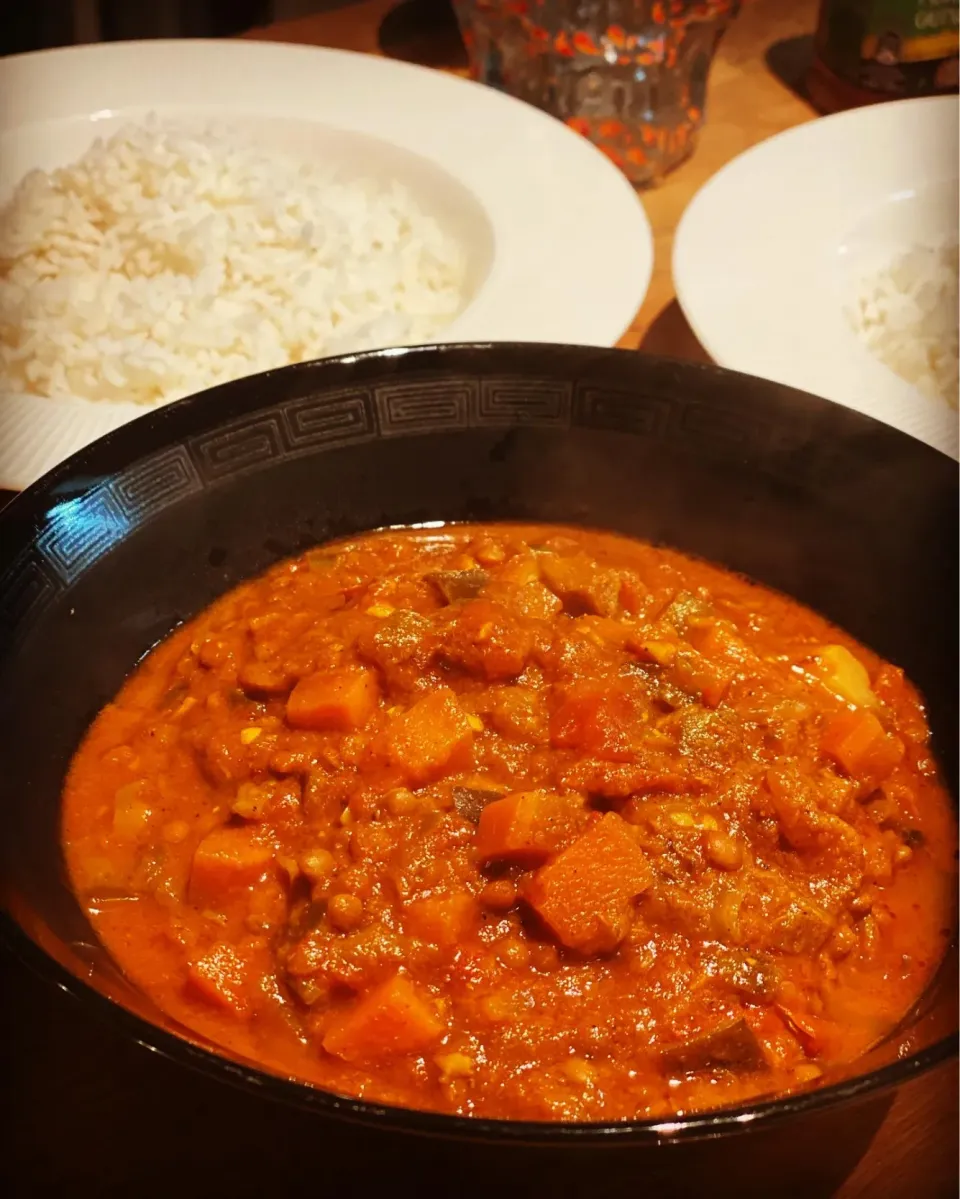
left=0, top=341, right=956, bottom=1144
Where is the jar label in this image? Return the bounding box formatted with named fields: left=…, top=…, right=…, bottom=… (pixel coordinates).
left=817, top=0, right=959, bottom=94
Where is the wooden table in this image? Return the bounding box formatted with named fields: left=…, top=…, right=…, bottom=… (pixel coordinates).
left=4, top=3, right=957, bottom=1195
left=245, top=0, right=821, bottom=359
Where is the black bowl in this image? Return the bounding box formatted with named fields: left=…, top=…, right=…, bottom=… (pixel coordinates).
left=0, top=343, right=956, bottom=1146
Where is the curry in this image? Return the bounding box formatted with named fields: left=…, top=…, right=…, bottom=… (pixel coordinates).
left=61, top=525, right=956, bottom=1121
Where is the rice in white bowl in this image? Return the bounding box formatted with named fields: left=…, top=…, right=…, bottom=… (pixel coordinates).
left=0, top=119, right=467, bottom=406
left=848, top=241, right=958, bottom=410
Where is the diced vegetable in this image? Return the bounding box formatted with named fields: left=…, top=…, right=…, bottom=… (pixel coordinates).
left=366, top=604, right=395, bottom=619
left=232, top=781, right=271, bottom=821
left=549, top=683, right=641, bottom=761
left=496, top=551, right=540, bottom=584
left=659, top=591, right=714, bottom=630
left=822, top=710, right=904, bottom=783
left=475, top=790, right=584, bottom=865
left=356, top=610, right=434, bottom=675
left=776, top=1004, right=832, bottom=1056
left=440, top=599, right=533, bottom=681
left=435, top=1051, right=475, bottom=1080
left=238, top=658, right=294, bottom=696
left=381, top=687, right=474, bottom=785
left=479, top=686, right=547, bottom=742
left=286, top=923, right=404, bottom=990
left=668, top=648, right=732, bottom=708
left=452, top=784, right=506, bottom=824
left=764, top=894, right=835, bottom=955
left=186, top=943, right=252, bottom=1014
left=659, top=1018, right=767, bottom=1075
left=808, top=645, right=879, bottom=709
left=286, top=667, right=379, bottom=731
left=479, top=879, right=518, bottom=910
left=322, top=974, right=444, bottom=1062
left=426, top=569, right=489, bottom=603
left=617, top=569, right=648, bottom=615
left=628, top=637, right=677, bottom=666
left=112, top=781, right=153, bottom=839
left=404, top=893, right=476, bottom=947
left=538, top=553, right=621, bottom=617
left=525, top=813, right=652, bottom=955
left=716, top=951, right=780, bottom=1003
left=482, top=576, right=564, bottom=622
left=190, top=827, right=274, bottom=905
left=511, top=581, right=563, bottom=621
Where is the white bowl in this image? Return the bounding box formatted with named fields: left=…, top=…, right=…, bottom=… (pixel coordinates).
left=674, top=96, right=958, bottom=457
left=0, top=39, right=653, bottom=490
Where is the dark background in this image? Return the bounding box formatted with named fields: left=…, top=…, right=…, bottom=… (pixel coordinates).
left=0, top=1, right=341, bottom=56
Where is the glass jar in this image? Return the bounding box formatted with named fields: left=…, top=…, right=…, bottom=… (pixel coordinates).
left=807, top=0, right=959, bottom=114
left=452, top=1, right=740, bottom=186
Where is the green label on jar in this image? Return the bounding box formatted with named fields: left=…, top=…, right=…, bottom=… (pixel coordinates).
left=817, top=0, right=959, bottom=93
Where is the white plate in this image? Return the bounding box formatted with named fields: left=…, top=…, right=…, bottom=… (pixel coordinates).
left=674, top=96, right=958, bottom=457
left=0, top=39, right=653, bottom=490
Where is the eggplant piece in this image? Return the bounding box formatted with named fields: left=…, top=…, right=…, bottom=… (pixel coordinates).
left=159, top=681, right=190, bottom=710
left=716, top=951, right=781, bottom=1003
left=426, top=569, right=489, bottom=604
left=659, top=1018, right=767, bottom=1075
left=452, top=785, right=503, bottom=824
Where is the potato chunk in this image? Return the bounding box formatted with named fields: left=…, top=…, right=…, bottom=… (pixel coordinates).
left=808, top=645, right=878, bottom=709
left=186, top=943, right=252, bottom=1014
left=190, top=827, right=273, bottom=905
left=822, top=710, right=904, bottom=785
left=475, top=791, right=584, bottom=866
left=322, top=974, right=444, bottom=1062
left=381, top=687, right=474, bottom=785
left=525, top=813, right=652, bottom=955
left=286, top=667, right=379, bottom=731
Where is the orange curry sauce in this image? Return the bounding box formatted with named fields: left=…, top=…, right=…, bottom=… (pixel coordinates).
left=62, top=525, right=956, bottom=1121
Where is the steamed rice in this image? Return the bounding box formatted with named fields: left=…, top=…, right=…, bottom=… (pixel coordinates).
left=848, top=242, right=958, bottom=410
left=0, top=119, right=466, bottom=405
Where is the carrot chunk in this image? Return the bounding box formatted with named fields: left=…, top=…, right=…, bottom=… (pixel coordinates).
left=525, top=813, right=652, bottom=955
left=381, top=687, right=474, bottom=785
left=822, top=710, right=904, bottom=783
left=776, top=1004, right=834, bottom=1057
left=190, top=826, right=273, bottom=905
left=549, top=682, right=640, bottom=761
left=322, top=974, right=444, bottom=1063
left=440, top=598, right=533, bottom=680
left=286, top=666, right=379, bottom=731
left=475, top=790, right=584, bottom=866
left=404, top=893, right=476, bottom=948
left=186, top=943, right=252, bottom=1015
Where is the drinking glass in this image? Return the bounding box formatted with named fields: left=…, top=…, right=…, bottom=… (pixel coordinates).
left=452, top=1, right=740, bottom=185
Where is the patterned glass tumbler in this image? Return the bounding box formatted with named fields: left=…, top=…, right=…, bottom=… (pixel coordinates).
left=453, top=1, right=740, bottom=186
